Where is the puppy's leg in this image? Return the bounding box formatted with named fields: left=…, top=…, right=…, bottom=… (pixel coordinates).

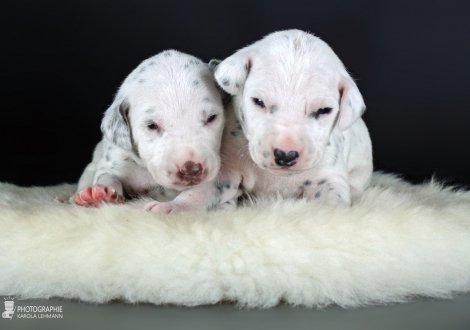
left=73, top=173, right=125, bottom=207
left=144, top=171, right=243, bottom=214
left=348, top=163, right=373, bottom=201
left=304, top=171, right=351, bottom=207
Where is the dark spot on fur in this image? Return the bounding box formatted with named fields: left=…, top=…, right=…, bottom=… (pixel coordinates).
left=222, top=79, right=230, bottom=86
left=304, top=180, right=312, bottom=186
left=318, top=179, right=327, bottom=185
left=315, top=191, right=322, bottom=199
left=332, top=154, right=338, bottom=165
left=216, top=180, right=231, bottom=194
left=164, top=51, right=171, bottom=57
left=244, top=64, right=249, bottom=72
left=193, top=80, right=200, bottom=86
left=270, top=105, right=278, bottom=114
left=139, top=66, right=146, bottom=73
left=149, top=61, right=156, bottom=66
left=235, top=82, right=240, bottom=88
left=184, top=64, right=189, bottom=69
left=105, top=155, right=110, bottom=162
left=138, top=79, right=145, bottom=83
left=263, top=150, right=270, bottom=158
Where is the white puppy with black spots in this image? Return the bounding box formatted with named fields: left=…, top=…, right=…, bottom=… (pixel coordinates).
left=72, top=50, right=225, bottom=208
left=147, top=30, right=372, bottom=213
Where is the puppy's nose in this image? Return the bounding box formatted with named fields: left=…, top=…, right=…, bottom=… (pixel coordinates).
left=179, top=161, right=203, bottom=179
left=274, top=148, right=299, bottom=167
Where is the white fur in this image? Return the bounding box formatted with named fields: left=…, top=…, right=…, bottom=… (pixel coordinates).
left=75, top=50, right=225, bottom=207
left=1, top=173, right=470, bottom=308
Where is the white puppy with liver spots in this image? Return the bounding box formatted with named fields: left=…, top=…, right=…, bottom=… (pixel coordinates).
left=72, top=50, right=225, bottom=208
left=216, top=29, right=373, bottom=206
left=149, top=30, right=372, bottom=213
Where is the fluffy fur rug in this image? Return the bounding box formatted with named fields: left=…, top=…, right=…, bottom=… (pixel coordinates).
left=1, top=173, right=470, bottom=308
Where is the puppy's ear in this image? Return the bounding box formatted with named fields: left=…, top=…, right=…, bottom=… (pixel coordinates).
left=208, top=59, right=221, bottom=71
left=213, top=49, right=251, bottom=95
left=208, top=59, right=232, bottom=108
left=337, top=75, right=366, bottom=131
left=100, top=98, right=133, bottom=151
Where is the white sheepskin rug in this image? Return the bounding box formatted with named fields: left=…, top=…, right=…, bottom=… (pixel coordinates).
left=1, top=172, right=470, bottom=308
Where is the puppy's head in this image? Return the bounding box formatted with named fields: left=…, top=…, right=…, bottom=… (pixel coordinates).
left=101, top=50, right=225, bottom=191
left=213, top=30, right=365, bottom=175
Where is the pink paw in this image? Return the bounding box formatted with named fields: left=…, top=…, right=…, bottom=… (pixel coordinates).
left=144, top=201, right=176, bottom=214
left=72, top=185, right=125, bottom=208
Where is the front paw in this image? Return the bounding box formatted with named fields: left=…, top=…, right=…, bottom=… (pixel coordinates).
left=308, top=184, right=351, bottom=207
left=72, top=185, right=125, bottom=207
left=144, top=201, right=177, bottom=214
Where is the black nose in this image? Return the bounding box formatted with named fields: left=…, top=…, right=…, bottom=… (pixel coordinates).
left=274, top=148, right=299, bottom=167
left=178, top=161, right=203, bottom=180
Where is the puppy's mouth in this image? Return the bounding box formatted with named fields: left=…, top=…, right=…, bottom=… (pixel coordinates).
left=175, top=179, right=203, bottom=187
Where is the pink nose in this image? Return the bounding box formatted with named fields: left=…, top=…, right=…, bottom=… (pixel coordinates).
left=177, top=161, right=203, bottom=180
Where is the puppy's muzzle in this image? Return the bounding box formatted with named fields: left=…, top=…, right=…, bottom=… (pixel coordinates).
left=274, top=148, right=299, bottom=167
left=177, top=161, right=204, bottom=185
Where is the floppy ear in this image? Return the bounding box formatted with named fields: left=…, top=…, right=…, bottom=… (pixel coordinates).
left=213, top=49, right=251, bottom=95
left=100, top=98, right=134, bottom=151
left=208, top=59, right=232, bottom=108
left=208, top=59, right=221, bottom=71
left=337, top=75, right=366, bottom=131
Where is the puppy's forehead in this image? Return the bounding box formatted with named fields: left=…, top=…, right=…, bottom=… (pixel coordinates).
left=124, top=51, right=221, bottom=115
left=246, top=32, right=343, bottom=95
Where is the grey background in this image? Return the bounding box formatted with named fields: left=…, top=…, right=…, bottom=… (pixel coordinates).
left=2, top=296, right=470, bottom=330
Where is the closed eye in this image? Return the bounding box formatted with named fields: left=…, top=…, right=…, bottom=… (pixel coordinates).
left=206, top=114, right=217, bottom=124
left=317, top=107, right=332, bottom=115
left=252, top=98, right=266, bottom=108
left=147, top=122, right=160, bottom=131
left=309, top=107, right=332, bottom=119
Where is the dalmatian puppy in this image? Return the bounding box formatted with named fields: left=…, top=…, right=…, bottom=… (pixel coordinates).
left=72, top=50, right=225, bottom=207
left=147, top=30, right=372, bottom=213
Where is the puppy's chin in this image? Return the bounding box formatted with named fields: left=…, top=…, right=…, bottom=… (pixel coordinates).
left=254, top=159, right=318, bottom=176
left=165, top=169, right=219, bottom=191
